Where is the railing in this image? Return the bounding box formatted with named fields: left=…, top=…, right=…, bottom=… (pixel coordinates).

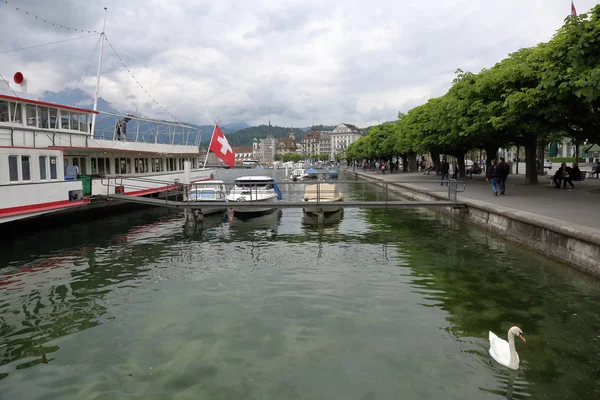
left=97, top=177, right=467, bottom=209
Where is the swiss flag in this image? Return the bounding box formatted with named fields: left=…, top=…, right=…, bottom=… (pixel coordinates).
left=571, top=1, right=577, bottom=16
left=209, top=124, right=235, bottom=167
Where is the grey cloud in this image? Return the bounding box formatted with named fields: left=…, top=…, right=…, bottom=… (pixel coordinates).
left=1, top=0, right=594, bottom=128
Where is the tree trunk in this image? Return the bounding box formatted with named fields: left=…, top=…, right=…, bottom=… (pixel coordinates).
left=483, top=144, right=498, bottom=173
left=524, top=138, right=539, bottom=185
left=401, top=155, right=408, bottom=172
left=409, top=154, right=418, bottom=172
left=515, top=145, right=520, bottom=175
left=457, top=157, right=466, bottom=178
left=431, top=151, right=441, bottom=175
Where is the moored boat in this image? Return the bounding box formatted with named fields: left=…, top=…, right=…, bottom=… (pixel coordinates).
left=302, top=183, right=344, bottom=215
left=291, top=168, right=308, bottom=181
left=328, top=169, right=339, bottom=178
left=187, top=180, right=228, bottom=215
left=306, top=167, right=319, bottom=178
left=226, top=176, right=282, bottom=214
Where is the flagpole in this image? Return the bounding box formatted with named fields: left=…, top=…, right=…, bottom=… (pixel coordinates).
left=203, top=118, right=219, bottom=169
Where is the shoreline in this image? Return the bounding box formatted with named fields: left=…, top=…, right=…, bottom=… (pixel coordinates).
left=350, top=169, right=600, bottom=278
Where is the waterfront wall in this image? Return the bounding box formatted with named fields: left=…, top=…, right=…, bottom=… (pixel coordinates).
left=354, top=172, right=600, bottom=277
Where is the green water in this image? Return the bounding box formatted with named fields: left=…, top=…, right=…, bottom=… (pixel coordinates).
left=0, top=172, right=599, bottom=399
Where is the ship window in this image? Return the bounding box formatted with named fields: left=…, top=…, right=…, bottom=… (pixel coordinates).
left=26, top=104, right=38, bottom=127
left=39, top=156, right=47, bottom=180
left=0, top=100, right=8, bottom=122
left=49, top=157, right=58, bottom=179
left=79, top=114, right=88, bottom=132
left=60, top=111, right=70, bottom=129
left=97, top=158, right=105, bottom=174
left=21, top=156, right=31, bottom=181
left=8, top=155, right=18, bottom=181
left=126, top=158, right=131, bottom=174
left=10, top=102, right=22, bottom=124
left=48, top=108, right=58, bottom=129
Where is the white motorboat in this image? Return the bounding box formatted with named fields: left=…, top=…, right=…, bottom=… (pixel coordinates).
left=303, top=183, right=344, bottom=215
left=290, top=168, right=309, bottom=181
left=187, top=180, right=228, bottom=215
left=226, top=176, right=282, bottom=214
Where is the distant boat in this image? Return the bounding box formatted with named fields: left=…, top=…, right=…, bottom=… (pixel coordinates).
left=291, top=168, right=308, bottom=181
left=306, top=168, right=319, bottom=178
left=303, top=183, right=344, bottom=215
left=327, top=169, right=339, bottom=178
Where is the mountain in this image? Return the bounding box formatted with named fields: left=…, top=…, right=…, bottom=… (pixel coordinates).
left=221, top=122, right=250, bottom=131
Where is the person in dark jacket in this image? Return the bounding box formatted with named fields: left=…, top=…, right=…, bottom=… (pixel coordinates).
left=552, top=162, right=569, bottom=188
left=486, top=159, right=500, bottom=195
left=440, top=158, right=449, bottom=186
left=497, top=157, right=510, bottom=195
left=563, top=162, right=581, bottom=189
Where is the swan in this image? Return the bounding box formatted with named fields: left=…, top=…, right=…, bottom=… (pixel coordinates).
left=489, top=326, right=526, bottom=370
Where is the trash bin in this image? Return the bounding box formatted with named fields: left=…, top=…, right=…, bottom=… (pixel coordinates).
left=80, top=175, right=92, bottom=196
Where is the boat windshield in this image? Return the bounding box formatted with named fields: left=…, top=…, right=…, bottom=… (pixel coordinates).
left=235, top=181, right=273, bottom=189
left=190, top=189, right=221, bottom=200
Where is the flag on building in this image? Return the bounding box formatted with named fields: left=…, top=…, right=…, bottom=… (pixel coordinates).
left=571, top=1, right=577, bottom=16
left=208, top=124, right=235, bottom=167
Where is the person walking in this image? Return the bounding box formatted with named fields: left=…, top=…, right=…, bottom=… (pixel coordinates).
left=486, top=159, right=500, bottom=196
left=440, top=158, right=450, bottom=186
left=498, top=157, right=510, bottom=195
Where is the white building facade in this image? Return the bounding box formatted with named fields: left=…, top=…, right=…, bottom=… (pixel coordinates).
left=331, top=123, right=362, bottom=160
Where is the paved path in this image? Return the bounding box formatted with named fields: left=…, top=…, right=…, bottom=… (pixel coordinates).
left=347, top=169, right=600, bottom=231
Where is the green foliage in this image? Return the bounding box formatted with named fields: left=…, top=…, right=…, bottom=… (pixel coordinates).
left=212, top=125, right=304, bottom=147
left=280, top=153, right=304, bottom=163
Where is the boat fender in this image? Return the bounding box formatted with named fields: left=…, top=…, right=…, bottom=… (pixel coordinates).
left=237, top=197, right=246, bottom=202
left=273, top=184, right=283, bottom=200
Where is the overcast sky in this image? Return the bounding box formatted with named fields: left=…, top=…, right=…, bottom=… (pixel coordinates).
left=0, top=0, right=595, bottom=127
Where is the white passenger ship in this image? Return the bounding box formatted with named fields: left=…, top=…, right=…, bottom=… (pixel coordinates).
left=0, top=92, right=215, bottom=225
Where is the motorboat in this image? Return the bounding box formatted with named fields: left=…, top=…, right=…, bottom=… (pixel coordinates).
left=302, top=183, right=344, bottom=215
left=306, top=167, right=319, bottom=178
left=290, top=168, right=309, bottom=181
left=187, top=180, right=228, bottom=215
left=327, top=169, right=339, bottom=178
left=226, top=176, right=282, bottom=214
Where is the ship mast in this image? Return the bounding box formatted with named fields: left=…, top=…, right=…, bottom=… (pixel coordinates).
left=90, top=7, right=107, bottom=137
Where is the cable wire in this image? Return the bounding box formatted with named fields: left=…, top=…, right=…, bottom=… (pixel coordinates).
left=0, top=33, right=98, bottom=55
left=3, top=0, right=99, bottom=33
left=104, top=35, right=182, bottom=123
left=0, top=71, right=20, bottom=97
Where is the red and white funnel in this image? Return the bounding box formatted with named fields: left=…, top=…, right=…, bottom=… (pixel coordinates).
left=13, top=72, right=27, bottom=93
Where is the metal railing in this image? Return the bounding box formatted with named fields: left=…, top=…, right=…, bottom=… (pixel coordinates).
left=96, top=177, right=467, bottom=210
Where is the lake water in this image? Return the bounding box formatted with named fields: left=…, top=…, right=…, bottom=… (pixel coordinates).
left=1, top=170, right=599, bottom=399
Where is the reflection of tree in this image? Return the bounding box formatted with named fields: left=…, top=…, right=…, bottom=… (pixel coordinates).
left=0, top=209, right=198, bottom=373
left=360, top=208, right=600, bottom=399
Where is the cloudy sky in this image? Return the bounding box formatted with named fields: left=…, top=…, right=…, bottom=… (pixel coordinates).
left=0, top=0, right=595, bottom=127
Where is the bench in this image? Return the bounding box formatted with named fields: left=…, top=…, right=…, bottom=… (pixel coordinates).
left=548, top=171, right=587, bottom=187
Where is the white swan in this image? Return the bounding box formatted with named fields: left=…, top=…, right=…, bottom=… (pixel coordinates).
left=489, top=326, right=526, bottom=370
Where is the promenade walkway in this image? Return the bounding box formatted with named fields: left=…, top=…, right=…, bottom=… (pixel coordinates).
left=348, top=168, right=600, bottom=232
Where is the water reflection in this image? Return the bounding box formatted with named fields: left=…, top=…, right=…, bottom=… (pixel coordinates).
left=0, top=174, right=599, bottom=399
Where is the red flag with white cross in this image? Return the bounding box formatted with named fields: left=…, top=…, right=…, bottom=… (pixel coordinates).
left=209, top=124, right=235, bottom=167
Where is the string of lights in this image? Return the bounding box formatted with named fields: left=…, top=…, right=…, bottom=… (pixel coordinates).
left=104, top=35, right=182, bottom=123
left=0, top=71, right=20, bottom=97
left=3, top=0, right=99, bottom=34
left=0, top=33, right=97, bottom=55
